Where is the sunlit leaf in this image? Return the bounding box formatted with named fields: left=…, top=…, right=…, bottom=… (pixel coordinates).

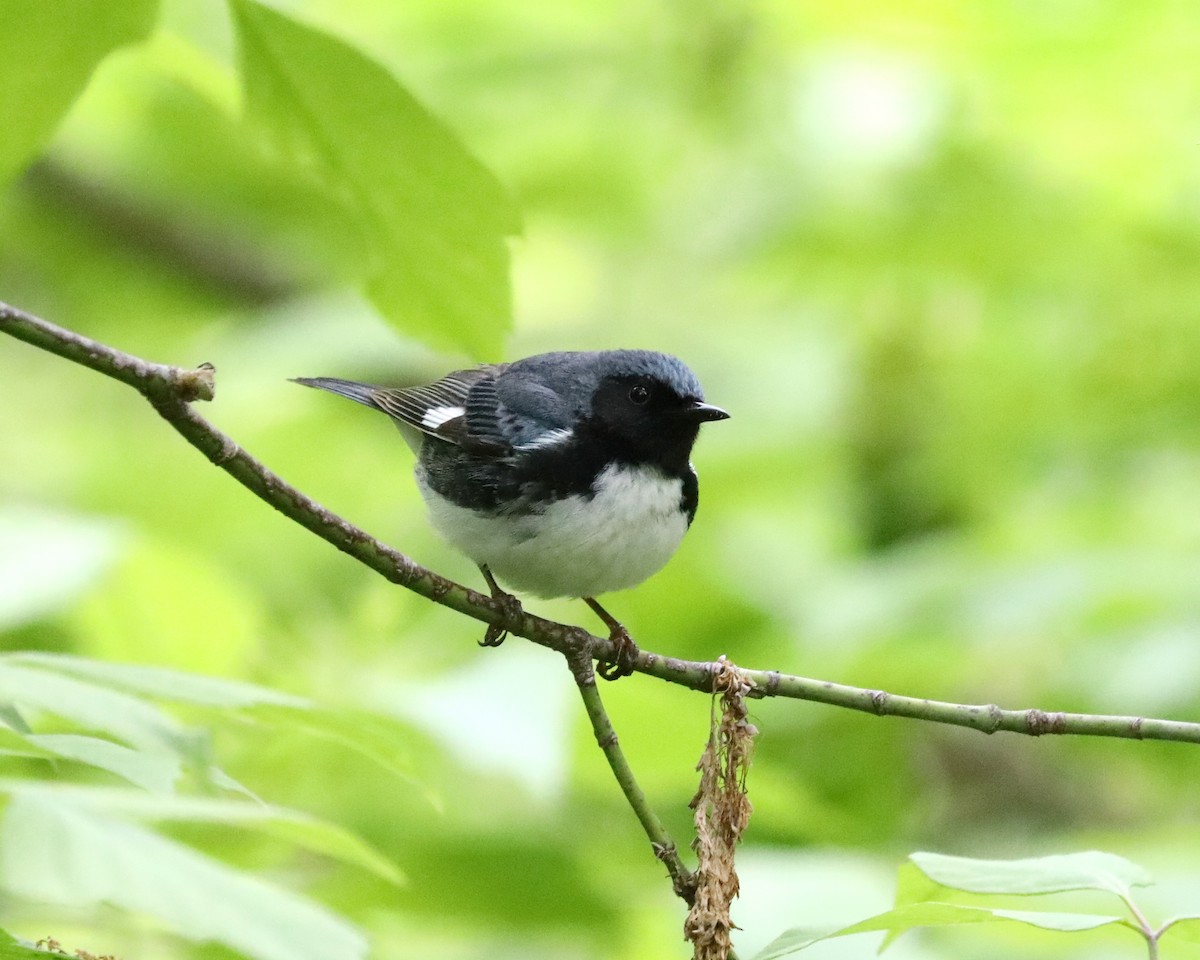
left=0, top=726, right=57, bottom=760
left=208, top=764, right=264, bottom=801
left=750, top=926, right=838, bottom=959
left=839, top=902, right=1129, bottom=936
left=9, top=652, right=309, bottom=709
left=0, top=660, right=195, bottom=756
left=246, top=703, right=425, bottom=792
left=1163, top=916, right=1200, bottom=945
left=229, top=0, right=520, bottom=357
left=0, top=0, right=158, bottom=186
left=909, top=850, right=1154, bottom=898
left=0, top=782, right=401, bottom=884
left=752, top=903, right=1129, bottom=958
left=0, top=792, right=367, bottom=960
left=0, top=928, right=53, bottom=960
left=25, top=733, right=180, bottom=794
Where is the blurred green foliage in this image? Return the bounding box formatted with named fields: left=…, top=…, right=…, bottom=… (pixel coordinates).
left=3, top=1, right=1200, bottom=958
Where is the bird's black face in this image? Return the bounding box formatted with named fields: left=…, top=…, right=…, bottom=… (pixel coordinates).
left=588, top=374, right=728, bottom=472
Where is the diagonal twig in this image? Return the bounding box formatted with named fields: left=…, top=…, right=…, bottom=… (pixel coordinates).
left=566, top=649, right=698, bottom=906
left=4, top=300, right=1200, bottom=748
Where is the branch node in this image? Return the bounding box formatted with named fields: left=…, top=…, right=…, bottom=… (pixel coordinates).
left=869, top=690, right=890, bottom=715
left=567, top=646, right=596, bottom=687
left=706, top=656, right=732, bottom=693
left=653, top=842, right=697, bottom=900
left=572, top=626, right=607, bottom=671
left=174, top=362, right=216, bottom=402
left=1023, top=709, right=1067, bottom=736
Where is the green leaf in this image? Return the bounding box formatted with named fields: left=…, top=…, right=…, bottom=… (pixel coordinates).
left=893, top=859, right=945, bottom=907
left=1162, top=916, right=1200, bottom=944
left=229, top=0, right=520, bottom=357
left=0, top=782, right=402, bottom=884
left=246, top=704, right=425, bottom=792
left=8, top=652, right=309, bottom=709
left=0, top=927, right=56, bottom=960
left=750, top=926, right=839, bottom=959
left=752, top=903, right=1129, bottom=958
left=840, top=902, right=1128, bottom=936
left=0, top=0, right=158, bottom=185
left=0, top=792, right=367, bottom=960
left=0, top=660, right=194, bottom=755
left=253, top=811, right=405, bottom=886
left=0, top=725, right=58, bottom=760
left=0, top=656, right=425, bottom=801
left=25, top=733, right=180, bottom=794
left=0, top=706, right=29, bottom=736
left=909, top=850, right=1154, bottom=898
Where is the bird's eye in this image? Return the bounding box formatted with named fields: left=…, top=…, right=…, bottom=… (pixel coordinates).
left=628, top=384, right=651, bottom=405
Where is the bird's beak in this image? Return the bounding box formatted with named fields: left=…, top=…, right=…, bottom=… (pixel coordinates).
left=686, top=399, right=730, bottom=422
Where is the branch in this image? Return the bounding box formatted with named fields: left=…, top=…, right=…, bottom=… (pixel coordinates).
left=4, top=300, right=1200, bottom=747
left=566, top=650, right=697, bottom=904
left=0, top=301, right=591, bottom=661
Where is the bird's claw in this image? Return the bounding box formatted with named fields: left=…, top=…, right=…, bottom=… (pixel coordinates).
left=479, top=589, right=523, bottom=648
left=479, top=624, right=507, bottom=647
left=597, top=625, right=638, bottom=681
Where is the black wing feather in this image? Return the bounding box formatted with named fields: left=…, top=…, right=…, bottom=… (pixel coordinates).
left=294, top=366, right=510, bottom=453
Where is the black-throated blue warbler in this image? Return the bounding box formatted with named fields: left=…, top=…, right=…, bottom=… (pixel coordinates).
left=294, top=350, right=728, bottom=678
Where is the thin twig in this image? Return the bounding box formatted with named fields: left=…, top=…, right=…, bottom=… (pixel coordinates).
left=566, top=650, right=698, bottom=905
left=635, top=657, right=1200, bottom=743
left=4, top=301, right=1200, bottom=747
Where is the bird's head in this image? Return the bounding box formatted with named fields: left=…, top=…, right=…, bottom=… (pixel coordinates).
left=584, top=351, right=728, bottom=472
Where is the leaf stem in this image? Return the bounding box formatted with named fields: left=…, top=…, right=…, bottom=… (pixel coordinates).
left=1120, top=893, right=1159, bottom=960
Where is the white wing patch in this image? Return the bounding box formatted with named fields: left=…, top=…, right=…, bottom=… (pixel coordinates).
left=421, top=405, right=465, bottom=430
left=515, top=428, right=574, bottom=451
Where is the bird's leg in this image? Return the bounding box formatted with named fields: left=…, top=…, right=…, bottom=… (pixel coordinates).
left=479, top=564, right=523, bottom=648
left=584, top=597, right=638, bottom=680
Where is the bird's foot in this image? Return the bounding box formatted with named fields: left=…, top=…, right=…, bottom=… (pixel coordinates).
left=596, top=623, right=639, bottom=681
left=479, top=565, right=522, bottom=648
left=584, top=596, right=639, bottom=681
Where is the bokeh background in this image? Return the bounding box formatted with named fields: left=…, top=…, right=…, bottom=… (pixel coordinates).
left=3, top=1, right=1200, bottom=958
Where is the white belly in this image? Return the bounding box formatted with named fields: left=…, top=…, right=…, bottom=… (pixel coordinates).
left=421, top=462, right=690, bottom=599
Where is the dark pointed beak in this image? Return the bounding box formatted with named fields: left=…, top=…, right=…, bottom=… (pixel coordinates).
left=686, top=399, right=730, bottom=423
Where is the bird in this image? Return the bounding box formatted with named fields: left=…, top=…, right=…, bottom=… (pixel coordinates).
left=294, top=349, right=728, bottom=679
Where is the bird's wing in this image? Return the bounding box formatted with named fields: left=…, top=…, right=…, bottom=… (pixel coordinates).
left=366, top=366, right=509, bottom=452
left=490, top=364, right=586, bottom=450
left=395, top=364, right=578, bottom=454
left=294, top=366, right=507, bottom=453
left=295, top=362, right=583, bottom=456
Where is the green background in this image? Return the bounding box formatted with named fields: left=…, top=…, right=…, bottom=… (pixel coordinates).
left=2, top=1, right=1199, bottom=958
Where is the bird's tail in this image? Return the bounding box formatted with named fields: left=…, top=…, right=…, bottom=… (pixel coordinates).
left=291, top=377, right=379, bottom=409
left=293, top=376, right=425, bottom=452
